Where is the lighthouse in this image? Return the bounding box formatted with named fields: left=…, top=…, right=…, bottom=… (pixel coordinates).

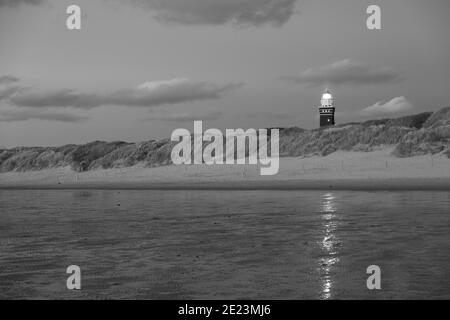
left=319, top=89, right=335, bottom=127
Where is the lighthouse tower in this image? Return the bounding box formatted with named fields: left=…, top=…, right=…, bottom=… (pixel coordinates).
left=319, top=89, right=335, bottom=127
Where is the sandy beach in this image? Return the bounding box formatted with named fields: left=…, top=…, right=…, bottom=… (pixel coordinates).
left=1, top=148, right=449, bottom=190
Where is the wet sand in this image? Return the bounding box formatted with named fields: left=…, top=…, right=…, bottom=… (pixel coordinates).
left=2, top=178, right=450, bottom=191
left=1, top=189, right=449, bottom=299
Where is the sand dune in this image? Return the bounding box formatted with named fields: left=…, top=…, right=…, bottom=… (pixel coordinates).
left=1, top=108, right=449, bottom=175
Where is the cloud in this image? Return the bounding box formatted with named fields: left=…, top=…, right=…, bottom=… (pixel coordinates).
left=0, top=0, right=43, bottom=7
left=0, top=109, right=88, bottom=123
left=9, top=89, right=100, bottom=109
left=237, top=110, right=293, bottom=122
left=144, top=110, right=223, bottom=122
left=0, top=87, right=21, bottom=101
left=282, top=59, right=401, bottom=87
left=128, top=0, right=298, bottom=26
left=0, top=75, right=19, bottom=84
left=5, top=78, right=243, bottom=109
left=360, top=96, right=414, bottom=116
left=0, top=76, right=21, bottom=100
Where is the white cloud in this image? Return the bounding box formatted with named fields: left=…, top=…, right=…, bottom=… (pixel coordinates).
left=137, top=78, right=189, bottom=91
left=361, top=96, right=414, bottom=116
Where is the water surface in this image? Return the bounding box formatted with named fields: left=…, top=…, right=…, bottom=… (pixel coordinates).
left=0, top=190, right=449, bottom=299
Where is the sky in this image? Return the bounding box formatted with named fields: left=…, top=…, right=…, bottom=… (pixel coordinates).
left=1, top=0, right=449, bottom=147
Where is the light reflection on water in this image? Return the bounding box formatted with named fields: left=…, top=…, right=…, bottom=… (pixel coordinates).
left=318, top=192, right=340, bottom=299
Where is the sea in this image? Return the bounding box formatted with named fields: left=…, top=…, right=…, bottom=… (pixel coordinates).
left=0, top=189, right=449, bottom=299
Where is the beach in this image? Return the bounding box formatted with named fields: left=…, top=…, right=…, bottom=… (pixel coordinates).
left=2, top=148, right=450, bottom=299
left=1, top=148, right=449, bottom=190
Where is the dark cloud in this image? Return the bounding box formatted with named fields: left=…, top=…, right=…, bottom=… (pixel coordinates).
left=0, top=109, right=88, bottom=122
left=0, top=75, right=19, bottom=84
left=10, top=89, right=100, bottom=109
left=0, top=75, right=21, bottom=100
left=0, top=0, right=43, bottom=7
left=282, top=59, right=401, bottom=87
left=7, top=78, right=243, bottom=109
left=0, top=86, right=20, bottom=101
left=129, top=0, right=298, bottom=26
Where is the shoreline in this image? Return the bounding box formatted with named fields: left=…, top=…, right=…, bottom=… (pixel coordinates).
left=1, top=150, right=449, bottom=191
left=1, top=178, right=450, bottom=191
